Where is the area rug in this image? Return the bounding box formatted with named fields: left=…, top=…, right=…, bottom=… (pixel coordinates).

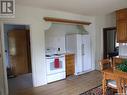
left=80, top=85, right=114, bottom=95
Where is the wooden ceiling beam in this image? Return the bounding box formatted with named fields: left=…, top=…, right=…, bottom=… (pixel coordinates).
left=43, top=17, right=91, bottom=25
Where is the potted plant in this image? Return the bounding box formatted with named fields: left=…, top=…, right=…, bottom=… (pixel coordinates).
left=117, top=59, right=127, bottom=72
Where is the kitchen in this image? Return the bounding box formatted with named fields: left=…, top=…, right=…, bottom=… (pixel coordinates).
left=1, top=0, right=127, bottom=94
left=44, top=18, right=93, bottom=83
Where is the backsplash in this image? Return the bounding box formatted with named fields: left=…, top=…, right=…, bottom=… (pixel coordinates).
left=45, top=47, right=64, bottom=55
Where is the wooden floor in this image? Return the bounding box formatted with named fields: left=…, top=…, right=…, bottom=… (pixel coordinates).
left=10, top=70, right=102, bottom=95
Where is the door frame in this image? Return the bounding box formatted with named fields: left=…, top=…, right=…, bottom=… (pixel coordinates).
left=1, top=22, right=33, bottom=95
left=103, top=27, right=116, bottom=59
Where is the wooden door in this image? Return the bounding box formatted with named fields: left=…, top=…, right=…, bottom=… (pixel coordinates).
left=8, top=29, right=30, bottom=75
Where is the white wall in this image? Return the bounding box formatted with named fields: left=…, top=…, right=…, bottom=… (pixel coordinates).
left=45, top=23, right=88, bottom=54
left=94, top=12, right=116, bottom=70
left=0, top=5, right=96, bottom=95
left=0, top=23, right=10, bottom=95
left=0, top=23, right=6, bottom=95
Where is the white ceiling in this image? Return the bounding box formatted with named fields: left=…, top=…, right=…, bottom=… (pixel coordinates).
left=16, top=0, right=127, bottom=16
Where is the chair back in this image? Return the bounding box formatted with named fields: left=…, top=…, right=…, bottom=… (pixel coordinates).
left=113, top=57, right=123, bottom=69
left=99, top=59, right=112, bottom=71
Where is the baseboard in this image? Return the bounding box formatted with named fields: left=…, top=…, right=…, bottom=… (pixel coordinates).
left=75, top=69, right=93, bottom=75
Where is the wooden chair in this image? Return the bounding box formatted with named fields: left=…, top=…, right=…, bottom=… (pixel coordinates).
left=99, top=59, right=119, bottom=94
left=120, top=78, right=127, bottom=95
left=112, top=57, right=123, bottom=70
left=99, top=59, right=112, bottom=70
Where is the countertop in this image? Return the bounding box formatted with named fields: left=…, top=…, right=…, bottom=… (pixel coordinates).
left=65, top=53, right=75, bottom=56
left=45, top=53, right=75, bottom=59
left=113, top=55, right=127, bottom=59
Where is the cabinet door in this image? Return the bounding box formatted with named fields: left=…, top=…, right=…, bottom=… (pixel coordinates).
left=117, top=21, right=127, bottom=42
left=116, top=9, right=127, bottom=20
left=66, top=54, right=75, bottom=76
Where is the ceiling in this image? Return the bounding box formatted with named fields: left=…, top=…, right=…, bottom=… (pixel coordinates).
left=16, top=0, right=127, bottom=16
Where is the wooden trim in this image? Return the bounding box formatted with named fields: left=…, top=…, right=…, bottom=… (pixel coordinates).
left=103, top=27, right=116, bottom=31
left=43, top=17, right=91, bottom=25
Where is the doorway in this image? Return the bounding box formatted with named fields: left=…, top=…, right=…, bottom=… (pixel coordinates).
left=4, top=24, right=33, bottom=95
left=103, top=27, right=119, bottom=59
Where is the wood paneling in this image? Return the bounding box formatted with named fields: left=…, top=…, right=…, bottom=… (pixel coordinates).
left=65, top=54, right=75, bottom=76
left=43, top=17, right=91, bottom=25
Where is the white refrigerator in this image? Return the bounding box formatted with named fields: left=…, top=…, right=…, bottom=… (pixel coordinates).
left=66, top=34, right=92, bottom=75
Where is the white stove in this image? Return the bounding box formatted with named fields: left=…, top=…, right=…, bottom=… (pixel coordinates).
left=46, top=54, right=65, bottom=83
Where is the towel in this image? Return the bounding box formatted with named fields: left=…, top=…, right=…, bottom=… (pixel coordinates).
left=54, top=57, right=60, bottom=68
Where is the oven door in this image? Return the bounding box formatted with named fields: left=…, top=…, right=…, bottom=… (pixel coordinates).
left=46, top=56, right=65, bottom=75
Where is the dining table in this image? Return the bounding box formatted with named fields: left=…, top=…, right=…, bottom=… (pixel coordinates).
left=102, top=68, right=127, bottom=95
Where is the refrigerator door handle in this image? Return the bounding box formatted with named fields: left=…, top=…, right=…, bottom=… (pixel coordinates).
left=82, top=44, right=85, bottom=55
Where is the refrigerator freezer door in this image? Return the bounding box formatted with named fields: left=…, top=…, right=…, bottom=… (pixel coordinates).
left=76, top=34, right=83, bottom=74
left=82, top=35, right=92, bottom=72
